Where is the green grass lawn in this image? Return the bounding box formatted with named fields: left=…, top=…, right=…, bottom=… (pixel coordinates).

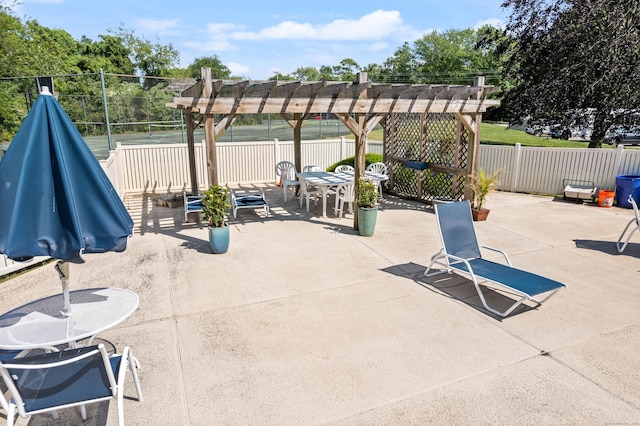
left=361, top=122, right=598, bottom=148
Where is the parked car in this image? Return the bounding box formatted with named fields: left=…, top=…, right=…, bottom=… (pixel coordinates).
left=525, top=123, right=549, bottom=136
left=605, top=125, right=640, bottom=146
left=549, top=124, right=571, bottom=139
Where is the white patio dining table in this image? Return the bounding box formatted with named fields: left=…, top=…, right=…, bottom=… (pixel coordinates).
left=297, top=171, right=388, bottom=217
left=0, top=287, right=139, bottom=351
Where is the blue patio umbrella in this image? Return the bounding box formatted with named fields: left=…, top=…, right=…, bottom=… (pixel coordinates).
left=0, top=87, right=133, bottom=312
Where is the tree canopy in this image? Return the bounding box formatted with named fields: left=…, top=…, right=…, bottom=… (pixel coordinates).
left=498, top=0, right=640, bottom=146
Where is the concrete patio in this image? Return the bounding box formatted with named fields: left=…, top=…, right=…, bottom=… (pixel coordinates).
left=2, top=187, right=640, bottom=425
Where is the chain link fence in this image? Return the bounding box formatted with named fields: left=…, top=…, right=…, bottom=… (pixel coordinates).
left=0, top=72, right=360, bottom=160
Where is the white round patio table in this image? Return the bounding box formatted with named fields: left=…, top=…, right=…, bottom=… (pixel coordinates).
left=0, top=287, right=139, bottom=350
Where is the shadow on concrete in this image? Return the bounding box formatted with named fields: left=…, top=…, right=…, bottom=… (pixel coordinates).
left=380, top=262, right=534, bottom=320
left=574, top=239, right=640, bottom=257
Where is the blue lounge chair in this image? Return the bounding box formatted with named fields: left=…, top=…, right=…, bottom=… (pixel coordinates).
left=425, top=200, right=566, bottom=317
left=0, top=344, right=142, bottom=426
left=230, top=188, right=269, bottom=219
left=183, top=192, right=204, bottom=222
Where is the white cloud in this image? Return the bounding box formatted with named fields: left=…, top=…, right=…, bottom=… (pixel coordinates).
left=231, top=10, right=410, bottom=42
left=134, top=18, right=183, bottom=37
left=183, top=39, right=235, bottom=52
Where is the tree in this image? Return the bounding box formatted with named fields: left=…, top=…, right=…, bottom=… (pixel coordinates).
left=291, top=66, right=322, bottom=81
left=498, top=0, right=640, bottom=146
left=112, top=26, right=180, bottom=85
left=380, top=28, right=503, bottom=84
left=186, top=55, right=231, bottom=79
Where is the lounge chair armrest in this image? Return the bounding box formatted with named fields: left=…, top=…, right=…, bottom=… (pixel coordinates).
left=479, top=244, right=512, bottom=266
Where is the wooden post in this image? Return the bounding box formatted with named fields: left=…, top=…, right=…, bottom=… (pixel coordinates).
left=201, top=67, right=217, bottom=187
left=353, top=114, right=367, bottom=230
left=293, top=113, right=302, bottom=173
left=204, top=115, right=217, bottom=187
left=185, top=109, right=198, bottom=195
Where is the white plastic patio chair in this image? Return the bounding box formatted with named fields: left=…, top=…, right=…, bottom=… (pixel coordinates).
left=617, top=194, right=640, bottom=253
left=365, top=162, right=388, bottom=199
left=302, top=166, right=325, bottom=210
left=334, top=164, right=354, bottom=173
left=334, top=182, right=355, bottom=219
left=0, top=344, right=143, bottom=426
left=275, top=161, right=300, bottom=202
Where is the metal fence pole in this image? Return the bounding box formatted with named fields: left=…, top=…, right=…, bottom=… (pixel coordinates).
left=100, top=69, right=113, bottom=150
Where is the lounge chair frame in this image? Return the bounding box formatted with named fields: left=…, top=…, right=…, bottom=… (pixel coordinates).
left=425, top=201, right=565, bottom=317
left=230, top=189, right=269, bottom=219
left=183, top=192, right=204, bottom=222
left=617, top=194, right=640, bottom=253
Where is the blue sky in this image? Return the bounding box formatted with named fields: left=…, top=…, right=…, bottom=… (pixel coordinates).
left=11, top=0, right=507, bottom=80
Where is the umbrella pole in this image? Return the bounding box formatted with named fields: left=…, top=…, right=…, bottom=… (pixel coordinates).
left=54, top=261, right=72, bottom=314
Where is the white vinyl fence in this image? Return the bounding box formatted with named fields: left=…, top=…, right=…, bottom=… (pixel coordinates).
left=479, top=144, right=640, bottom=194
left=103, top=137, right=383, bottom=195
left=4, top=140, right=640, bottom=277
left=101, top=139, right=640, bottom=198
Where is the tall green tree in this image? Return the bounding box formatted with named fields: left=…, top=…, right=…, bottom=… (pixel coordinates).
left=380, top=28, right=503, bottom=84
left=186, top=55, right=231, bottom=79
left=498, top=0, right=640, bottom=146
left=112, top=26, right=180, bottom=85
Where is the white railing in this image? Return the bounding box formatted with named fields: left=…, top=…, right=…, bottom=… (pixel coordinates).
left=479, top=144, right=640, bottom=194
left=4, top=140, right=640, bottom=277
left=101, top=139, right=640, bottom=197
left=102, top=137, right=384, bottom=196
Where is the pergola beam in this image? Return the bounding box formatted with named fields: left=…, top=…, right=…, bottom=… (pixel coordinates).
left=170, top=97, right=499, bottom=115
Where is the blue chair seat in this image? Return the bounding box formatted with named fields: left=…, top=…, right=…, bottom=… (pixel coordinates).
left=231, top=189, right=269, bottom=219
left=0, top=344, right=142, bottom=426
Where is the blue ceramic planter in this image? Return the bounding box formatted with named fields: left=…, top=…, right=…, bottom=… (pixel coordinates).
left=208, top=224, right=230, bottom=253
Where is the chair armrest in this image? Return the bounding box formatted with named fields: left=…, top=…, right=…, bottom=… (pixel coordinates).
left=479, top=245, right=512, bottom=266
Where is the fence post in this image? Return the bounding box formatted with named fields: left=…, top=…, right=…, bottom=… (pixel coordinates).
left=614, top=144, right=625, bottom=177
left=510, top=143, right=522, bottom=192
left=340, top=136, right=346, bottom=159
left=273, top=138, right=280, bottom=182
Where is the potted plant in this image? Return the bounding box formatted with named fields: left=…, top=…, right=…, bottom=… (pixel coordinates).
left=468, top=168, right=501, bottom=221
left=356, top=178, right=378, bottom=236
left=202, top=184, right=231, bottom=253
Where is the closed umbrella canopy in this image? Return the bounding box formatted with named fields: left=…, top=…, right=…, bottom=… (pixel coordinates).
left=0, top=88, right=133, bottom=263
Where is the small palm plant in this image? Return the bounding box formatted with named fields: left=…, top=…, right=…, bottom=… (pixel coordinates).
left=201, top=185, right=230, bottom=227
left=469, top=168, right=501, bottom=210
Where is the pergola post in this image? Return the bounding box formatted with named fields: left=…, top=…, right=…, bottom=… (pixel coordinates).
left=185, top=109, right=198, bottom=195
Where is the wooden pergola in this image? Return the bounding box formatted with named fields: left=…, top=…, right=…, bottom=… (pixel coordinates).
left=166, top=69, right=499, bottom=229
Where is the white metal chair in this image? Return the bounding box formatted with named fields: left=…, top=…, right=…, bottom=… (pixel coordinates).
left=366, top=162, right=388, bottom=199
left=0, top=344, right=143, bottom=426
left=275, top=161, right=300, bottom=202
left=334, top=164, right=354, bottom=173
left=617, top=194, right=640, bottom=253
left=334, top=182, right=355, bottom=219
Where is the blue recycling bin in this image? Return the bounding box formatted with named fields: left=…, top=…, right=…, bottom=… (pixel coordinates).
left=615, top=175, right=640, bottom=208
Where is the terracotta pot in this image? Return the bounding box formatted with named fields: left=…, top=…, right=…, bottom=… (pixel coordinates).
left=471, top=208, right=490, bottom=221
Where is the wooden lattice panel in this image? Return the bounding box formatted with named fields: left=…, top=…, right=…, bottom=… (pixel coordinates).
left=384, top=113, right=470, bottom=203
